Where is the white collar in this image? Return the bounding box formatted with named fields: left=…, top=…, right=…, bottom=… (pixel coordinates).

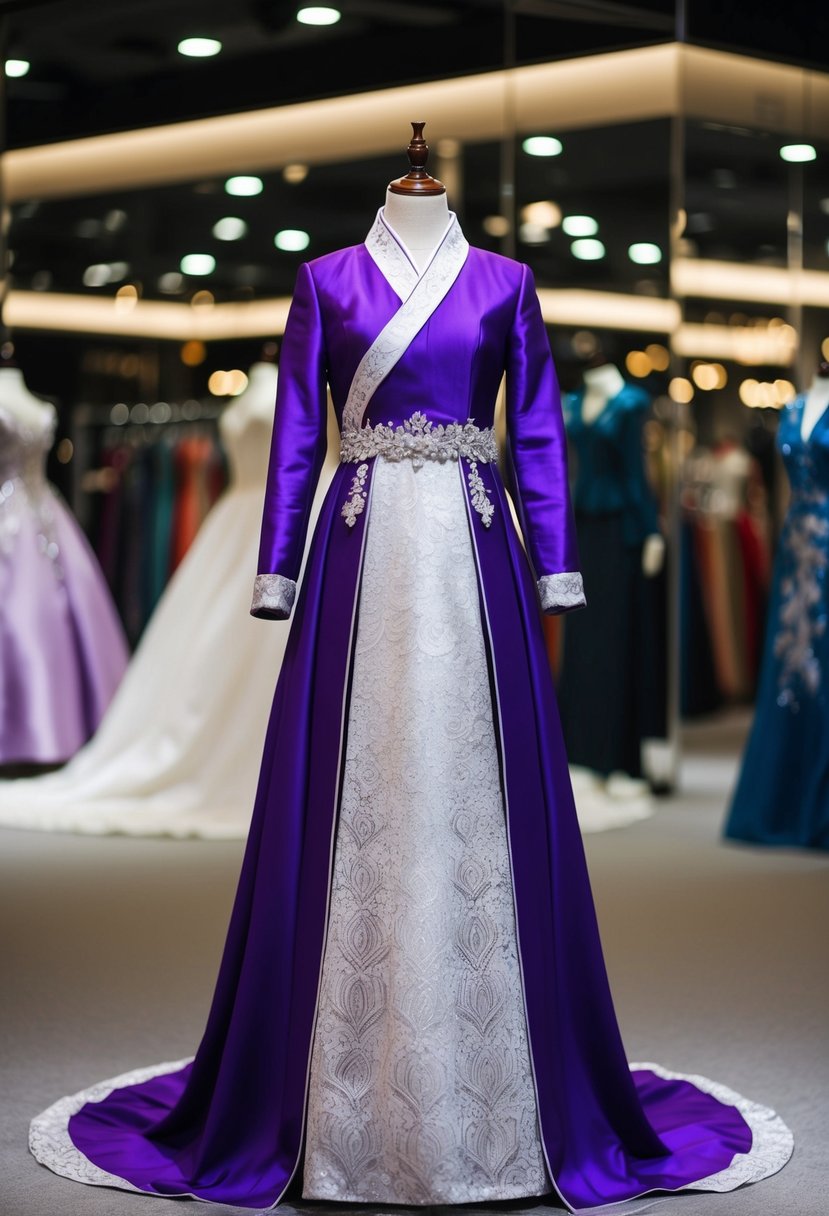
left=365, top=206, right=462, bottom=302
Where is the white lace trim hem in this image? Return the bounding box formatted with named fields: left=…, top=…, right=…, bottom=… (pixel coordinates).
left=29, top=1058, right=193, bottom=1197
left=628, top=1062, right=794, bottom=1196
left=538, top=571, right=586, bottom=614
left=250, top=572, right=296, bottom=619
left=28, top=1058, right=792, bottom=1208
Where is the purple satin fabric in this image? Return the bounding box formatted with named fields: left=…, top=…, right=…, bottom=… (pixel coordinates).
left=1, top=493, right=128, bottom=764
left=68, top=246, right=755, bottom=1210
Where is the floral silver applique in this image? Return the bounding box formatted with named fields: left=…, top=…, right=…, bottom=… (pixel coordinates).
left=466, top=460, right=494, bottom=528
left=339, top=414, right=498, bottom=529
left=340, top=411, right=498, bottom=468
left=774, top=496, right=829, bottom=711
left=341, top=463, right=369, bottom=528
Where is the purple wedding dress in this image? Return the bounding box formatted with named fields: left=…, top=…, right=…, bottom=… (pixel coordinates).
left=29, top=210, right=792, bottom=1210
left=1, top=397, right=128, bottom=765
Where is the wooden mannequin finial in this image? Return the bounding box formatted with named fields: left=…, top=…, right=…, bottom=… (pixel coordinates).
left=388, top=122, right=446, bottom=196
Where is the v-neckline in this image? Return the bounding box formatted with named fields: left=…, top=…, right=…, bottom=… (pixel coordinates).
left=379, top=208, right=456, bottom=279
left=798, top=391, right=829, bottom=444
left=365, top=207, right=460, bottom=302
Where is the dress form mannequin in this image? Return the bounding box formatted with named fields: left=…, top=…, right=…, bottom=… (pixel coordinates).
left=382, top=121, right=451, bottom=272
left=582, top=362, right=664, bottom=576
left=801, top=368, right=829, bottom=442
left=0, top=364, right=53, bottom=430
left=227, top=361, right=278, bottom=424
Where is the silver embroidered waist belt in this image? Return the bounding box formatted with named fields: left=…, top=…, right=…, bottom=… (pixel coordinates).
left=339, top=411, right=497, bottom=528
left=339, top=412, right=498, bottom=467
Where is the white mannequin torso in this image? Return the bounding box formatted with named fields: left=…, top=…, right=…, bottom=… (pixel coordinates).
left=382, top=188, right=451, bottom=273
left=581, top=363, right=626, bottom=425
left=0, top=366, right=53, bottom=431
left=801, top=374, right=829, bottom=443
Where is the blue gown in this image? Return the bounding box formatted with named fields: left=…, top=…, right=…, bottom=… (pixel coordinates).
left=725, top=395, right=829, bottom=849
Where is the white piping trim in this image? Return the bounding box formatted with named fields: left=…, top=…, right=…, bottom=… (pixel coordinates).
left=273, top=461, right=378, bottom=1208
left=458, top=461, right=571, bottom=1212
left=343, top=213, right=468, bottom=432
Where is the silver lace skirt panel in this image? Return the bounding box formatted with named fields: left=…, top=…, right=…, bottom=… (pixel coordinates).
left=302, top=455, right=548, bottom=1204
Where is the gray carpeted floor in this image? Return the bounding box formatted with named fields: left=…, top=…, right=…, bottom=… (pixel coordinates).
left=1, top=713, right=827, bottom=1216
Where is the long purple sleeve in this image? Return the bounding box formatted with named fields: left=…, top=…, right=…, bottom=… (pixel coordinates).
left=251, top=263, right=328, bottom=619
left=506, top=264, right=586, bottom=613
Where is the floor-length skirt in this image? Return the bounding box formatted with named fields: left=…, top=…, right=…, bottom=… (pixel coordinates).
left=28, top=452, right=793, bottom=1211
left=302, top=457, right=548, bottom=1203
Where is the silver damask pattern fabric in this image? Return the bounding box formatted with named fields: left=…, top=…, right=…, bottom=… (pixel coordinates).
left=303, top=456, right=549, bottom=1205
left=250, top=572, right=296, bottom=619
left=537, top=571, right=586, bottom=614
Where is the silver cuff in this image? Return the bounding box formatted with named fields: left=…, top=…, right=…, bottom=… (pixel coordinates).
left=538, top=572, right=586, bottom=615
left=250, top=573, right=296, bottom=620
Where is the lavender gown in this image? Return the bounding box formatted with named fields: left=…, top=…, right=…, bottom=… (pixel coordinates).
left=29, top=211, right=792, bottom=1210
left=0, top=400, right=128, bottom=765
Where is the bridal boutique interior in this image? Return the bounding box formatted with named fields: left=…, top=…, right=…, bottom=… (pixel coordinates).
left=1, top=0, right=828, bottom=1213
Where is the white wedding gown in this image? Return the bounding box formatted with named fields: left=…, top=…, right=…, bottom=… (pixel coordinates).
left=0, top=370, right=339, bottom=838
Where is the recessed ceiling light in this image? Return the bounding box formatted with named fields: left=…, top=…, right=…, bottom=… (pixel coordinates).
left=570, top=238, right=605, bottom=261
left=522, top=136, right=562, bottom=158
left=212, top=216, right=247, bottom=241
left=82, top=262, right=129, bottom=287
left=225, top=175, right=263, bottom=197
left=6, top=59, right=30, bottom=78
left=562, top=215, right=598, bottom=237
left=628, top=242, right=662, bottom=265
left=519, top=222, right=550, bottom=245
left=283, top=163, right=309, bottom=184
left=178, top=37, right=222, bottom=58
left=483, top=215, right=509, bottom=237
left=274, top=229, right=310, bottom=252
left=296, top=6, right=341, bottom=25
left=158, top=272, right=185, bottom=293
left=779, top=143, right=816, bottom=163
left=520, top=201, right=562, bottom=229
left=180, top=253, right=216, bottom=275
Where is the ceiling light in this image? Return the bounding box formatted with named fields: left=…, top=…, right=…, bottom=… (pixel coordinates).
left=625, top=351, right=652, bottom=378
left=628, top=242, right=662, bottom=265
left=180, top=253, right=216, bottom=275
left=570, top=238, right=605, bottom=261
left=212, top=216, right=247, bottom=241
left=520, top=201, right=561, bottom=229
left=522, top=135, right=563, bottom=157
left=158, top=272, right=184, bottom=293
left=669, top=377, right=694, bottom=403
left=180, top=340, right=206, bottom=367
left=6, top=59, right=30, bottom=78
left=519, top=222, right=550, bottom=245
left=274, top=229, right=310, bottom=252
left=115, top=284, right=139, bottom=312
left=82, top=261, right=129, bottom=288
left=225, top=175, right=263, bottom=197
left=296, top=7, right=341, bottom=25
left=483, top=215, right=509, bottom=237
left=178, top=37, right=222, bottom=58
left=779, top=143, right=816, bottom=163
left=283, top=163, right=309, bottom=184
left=562, top=215, right=598, bottom=237
left=645, top=343, right=670, bottom=372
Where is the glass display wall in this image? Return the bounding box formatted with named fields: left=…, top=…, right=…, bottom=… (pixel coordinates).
left=2, top=1, right=828, bottom=776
